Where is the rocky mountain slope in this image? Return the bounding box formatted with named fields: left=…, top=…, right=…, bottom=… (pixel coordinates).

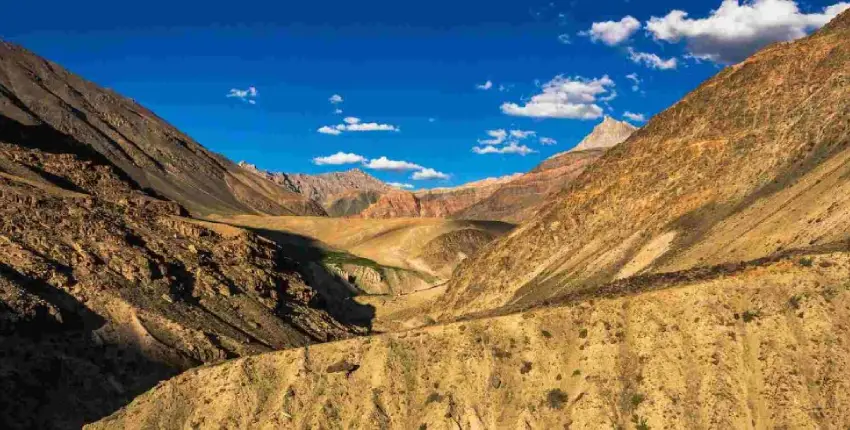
left=570, top=116, right=638, bottom=152
left=441, top=9, right=850, bottom=316
left=0, top=41, right=322, bottom=217
left=91, top=250, right=850, bottom=429
left=359, top=174, right=520, bottom=219
left=0, top=45, right=360, bottom=429
left=454, top=149, right=606, bottom=223
left=238, top=163, right=390, bottom=216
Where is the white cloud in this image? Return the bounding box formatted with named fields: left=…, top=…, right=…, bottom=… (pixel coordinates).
left=329, top=94, right=343, bottom=104
left=472, top=142, right=537, bottom=156
left=558, top=34, right=572, bottom=44
left=318, top=126, right=342, bottom=135
left=623, top=111, right=647, bottom=122
left=412, top=168, right=450, bottom=180
left=476, top=80, right=494, bottom=90
left=388, top=182, right=415, bottom=189
left=344, top=117, right=361, bottom=125
left=343, top=122, right=399, bottom=132
left=478, top=129, right=508, bottom=145
left=627, top=48, right=679, bottom=70
left=312, top=152, right=366, bottom=165
left=646, top=0, right=850, bottom=63
left=510, top=130, right=537, bottom=140
left=226, top=86, right=259, bottom=103
left=334, top=108, right=343, bottom=114
left=364, top=157, right=423, bottom=171
left=625, top=73, right=641, bottom=91
left=581, top=16, right=641, bottom=45
left=428, top=118, right=437, bottom=123
left=539, top=137, right=558, bottom=145
left=501, top=75, right=615, bottom=120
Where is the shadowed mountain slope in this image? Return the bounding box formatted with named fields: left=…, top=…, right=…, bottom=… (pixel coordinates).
left=0, top=41, right=323, bottom=217
left=442, top=9, right=850, bottom=316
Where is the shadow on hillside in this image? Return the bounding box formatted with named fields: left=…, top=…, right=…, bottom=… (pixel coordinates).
left=232, top=226, right=376, bottom=331
left=0, top=263, right=179, bottom=430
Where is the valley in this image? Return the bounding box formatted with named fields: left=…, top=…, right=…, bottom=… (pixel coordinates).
left=2, top=5, right=850, bottom=430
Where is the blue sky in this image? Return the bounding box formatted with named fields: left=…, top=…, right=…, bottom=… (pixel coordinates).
left=2, top=0, right=847, bottom=188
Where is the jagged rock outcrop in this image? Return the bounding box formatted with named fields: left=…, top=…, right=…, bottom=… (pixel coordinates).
left=443, top=9, right=850, bottom=316
left=0, top=42, right=323, bottom=217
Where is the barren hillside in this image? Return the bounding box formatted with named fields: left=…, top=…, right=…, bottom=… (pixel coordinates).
left=0, top=42, right=323, bottom=217
left=442, top=9, right=850, bottom=316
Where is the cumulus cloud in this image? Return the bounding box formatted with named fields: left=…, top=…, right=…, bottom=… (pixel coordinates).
left=317, top=117, right=400, bottom=135
left=581, top=16, right=641, bottom=45
left=623, top=111, right=647, bottom=122
left=539, top=137, right=558, bottom=145
left=646, top=0, right=850, bottom=64
left=627, top=48, right=679, bottom=70
left=558, top=34, right=572, bottom=44
left=478, top=129, right=508, bottom=145
left=388, top=182, right=415, bottom=189
left=412, top=168, right=450, bottom=180
left=334, top=108, right=343, bottom=114
left=318, top=126, right=342, bottom=135
left=329, top=94, right=343, bottom=104
left=226, top=86, right=259, bottom=104
left=510, top=130, right=537, bottom=140
left=501, top=75, right=615, bottom=120
left=312, top=152, right=366, bottom=165
left=472, top=142, right=537, bottom=156
left=476, top=80, right=494, bottom=90
left=364, top=157, right=423, bottom=171
left=625, top=73, right=641, bottom=92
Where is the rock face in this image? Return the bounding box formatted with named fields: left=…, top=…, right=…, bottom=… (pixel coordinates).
left=238, top=163, right=391, bottom=216
left=0, top=43, right=359, bottom=429
left=453, top=149, right=606, bottom=223
left=359, top=174, right=520, bottom=219
left=570, top=116, right=637, bottom=152
left=443, top=9, right=850, bottom=316
left=0, top=42, right=323, bottom=217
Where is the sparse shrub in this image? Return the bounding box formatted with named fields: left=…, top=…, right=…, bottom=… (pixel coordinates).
left=742, top=310, right=760, bottom=323
left=632, top=415, right=650, bottom=430
left=822, top=287, right=839, bottom=302
left=578, top=328, right=588, bottom=339
left=425, top=392, right=443, bottom=405
left=630, top=393, right=645, bottom=408
left=520, top=361, right=533, bottom=374
left=799, top=257, right=814, bottom=267
left=541, top=330, right=552, bottom=338
left=788, top=295, right=803, bottom=310
left=572, top=369, right=581, bottom=377
left=546, top=389, right=569, bottom=409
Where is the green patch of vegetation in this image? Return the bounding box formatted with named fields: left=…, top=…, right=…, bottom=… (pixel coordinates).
left=742, top=309, right=760, bottom=323
left=632, top=414, right=650, bottom=430
left=578, top=328, right=589, bottom=339
left=799, top=257, right=814, bottom=267
left=546, top=389, right=569, bottom=410
left=425, top=392, right=444, bottom=405
left=322, top=250, right=383, bottom=270
left=572, top=369, right=581, bottom=377
left=630, top=393, right=645, bottom=408
left=541, top=329, right=552, bottom=338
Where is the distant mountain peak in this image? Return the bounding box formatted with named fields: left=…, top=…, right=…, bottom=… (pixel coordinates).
left=571, top=116, right=638, bottom=152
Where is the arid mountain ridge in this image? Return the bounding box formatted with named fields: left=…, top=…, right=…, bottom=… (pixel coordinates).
left=91, top=9, right=850, bottom=430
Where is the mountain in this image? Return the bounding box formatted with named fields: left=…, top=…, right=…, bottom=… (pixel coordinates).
left=89, top=10, right=850, bottom=429
left=359, top=174, right=520, bottom=219
left=570, top=116, right=638, bottom=152
left=0, top=42, right=360, bottom=429
left=238, top=163, right=391, bottom=216
left=453, top=149, right=606, bottom=223
left=0, top=42, right=323, bottom=217
left=442, top=9, right=850, bottom=316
